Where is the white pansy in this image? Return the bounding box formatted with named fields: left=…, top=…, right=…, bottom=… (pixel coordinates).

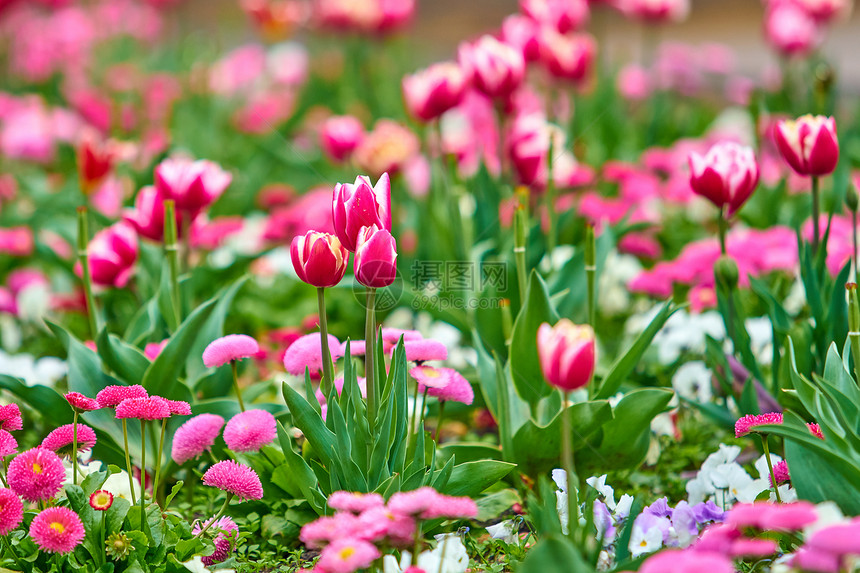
left=0, top=350, right=67, bottom=387
left=385, top=534, right=469, bottom=573
left=102, top=471, right=142, bottom=502
left=629, top=522, right=663, bottom=557
left=586, top=475, right=616, bottom=510
left=486, top=520, right=517, bottom=544
left=183, top=555, right=235, bottom=573
left=745, top=316, right=774, bottom=364
left=625, top=308, right=726, bottom=364
left=597, top=250, right=643, bottom=316
left=616, top=494, right=634, bottom=519
left=672, top=361, right=713, bottom=403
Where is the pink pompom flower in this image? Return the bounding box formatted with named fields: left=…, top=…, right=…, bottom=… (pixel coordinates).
left=202, top=460, right=264, bottom=500
left=41, top=424, right=97, bottom=456
left=223, top=409, right=276, bottom=452
left=0, top=404, right=22, bottom=432
left=8, top=447, right=66, bottom=502
left=770, top=460, right=790, bottom=486
left=0, top=488, right=23, bottom=535
left=734, top=412, right=783, bottom=437
left=400, top=339, right=448, bottom=363
left=411, top=366, right=475, bottom=405
left=172, top=413, right=225, bottom=465
left=386, top=487, right=477, bottom=520
left=64, top=392, right=100, bottom=412
left=29, top=507, right=86, bottom=554
left=328, top=491, right=386, bottom=514
left=192, top=516, right=238, bottom=565
left=283, top=333, right=344, bottom=378
left=96, top=385, right=148, bottom=408
left=165, top=399, right=192, bottom=416
left=316, top=538, right=380, bottom=573
left=0, top=430, right=17, bottom=458
left=203, top=334, right=260, bottom=368
left=115, top=396, right=171, bottom=420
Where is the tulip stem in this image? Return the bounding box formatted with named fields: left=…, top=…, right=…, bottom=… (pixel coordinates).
left=811, top=176, right=820, bottom=255
left=365, top=288, right=378, bottom=429
left=760, top=434, right=781, bottom=503
left=140, top=420, right=146, bottom=530
left=163, top=200, right=182, bottom=330
left=76, top=206, right=100, bottom=340
left=407, top=380, right=421, bottom=452
left=585, top=224, right=596, bottom=328
left=121, top=419, right=136, bottom=506
left=560, top=391, right=578, bottom=542
left=514, top=194, right=529, bottom=308
left=317, top=288, right=335, bottom=397
left=717, top=207, right=728, bottom=256
left=72, top=411, right=79, bottom=485
left=546, top=138, right=557, bottom=261
left=231, top=361, right=246, bottom=412
left=853, top=209, right=858, bottom=281
left=847, top=284, right=860, bottom=384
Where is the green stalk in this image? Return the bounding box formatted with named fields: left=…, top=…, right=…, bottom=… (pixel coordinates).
left=99, top=511, right=106, bottom=566
left=317, top=287, right=335, bottom=396
left=139, top=420, right=146, bottom=530
left=546, top=138, right=557, bottom=260
left=365, top=288, right=378, bottom=428
left=154, top=418, right=167, bottom=508
left=585, top=224, right=596, bottom=328
left=560, top=391, right=578, bottom=542
left=121, top=419, right=136, bottom=503
left=717, top=207, right=728, bottom=256
left=407, top=380, right=421, bottom=452
left=72, top=411, right=79, bottom=485
left=230, top=361, right=246, bottom=412
left=853, top=209, right=858, bottom=282
left=760, top=434, right=781, bottom=503
left=847, top=283, right=860, bottom=383
left=811, top=175, right=820, bottom=255
left=3, top=534, right=24, bottom=571
left=163, top=200, right=182, bottom=330
left=76, top=206, right=100, bottom=340
left=433, top=400, right=446, bottom=443
left=193, top=494, right=234, bottom=540
left=514, top=201, right=528, bottom=309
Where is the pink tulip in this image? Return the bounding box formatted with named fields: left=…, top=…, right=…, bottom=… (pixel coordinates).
left=123, top=186, right=183, bottom=242
left=332, top=173, right=391, bottom=252
left=520, top=0, right=589, bottom=33
left=77, top=134, right=117, bottom=195
left=537, top=320, right=595, bottom=391
left=354, top=226, right=397, bottom=288
left=500, top=14, right=540, bottom=62
left=617, top=64, right=652, bottom=101
left=458, top=35, right=525, bottom=99
left=764, top=3, right=820, bottom=57
left=0, top=227, right=35, bottom=257
left=616, top=0, right=689, bottom=22
left=154, top=157, right=232, bottom=220
left=78, top=222, right=139, bottom=288
left=402, top=62, right=468, bottom=123
left=774, top=115, right=839, bottom=176
left=319, top=115, right=365, bottom=162
left=795, top=0, right=851, bottom=23
left=688, top=142, right=759, bottom=215
left=290, top=231, right=349, bottom=288
left=352, top=120, right=420, bottom=176
left=537, top=29, right=596, bottom=83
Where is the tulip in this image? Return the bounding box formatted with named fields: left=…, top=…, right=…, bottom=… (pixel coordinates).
left=402, top=62, right=468, bottom=123
left=537, top=29, right=596, bottom=84
left=500, top=15, right=540, bottom=62
left=616, top=0, right=690, bottom=22
left=354, top=226, right=397, bottom=288
left=77, top=222, right=139, bottom=288
left=520, top=0, right=589, bottom=33
left=537, top=319, right=595, bottom=391
left=764, top=3, right=820, bottom=57
left=332, top=173, right=391, bottom=251
left=77, top=135, right=116, bottom=195
left=319, top=115, right=365, bottom=162
left=352, top=120, right=420, bottom=176
left=774, top=115, right=839, bottom=177
left=154, top=157, right=232, bottom=220
left=290, top=231, right=349, bottom=288
left=796, top=0, right=851, bottom=23
left=458, top=35, right=525, bottom=99
left=123, top=186, right=184, bottom=242
left=688, top=142, right=759, bottom=217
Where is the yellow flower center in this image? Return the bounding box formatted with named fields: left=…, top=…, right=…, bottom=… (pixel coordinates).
left=32, top=463, right=42, bottom=474
left=339, top=546, right=356, bottom=560
left=50, top=522, right=65, bottom=534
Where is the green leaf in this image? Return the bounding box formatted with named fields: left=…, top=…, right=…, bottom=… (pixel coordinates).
left=476, top=489, right=520, bottom=521
left=96, top=330, right=150, bottom=385
left=441, top=460, right=515, bottom=497
left=596, top=302, right=679, bottom=399
left=738, top=377, right=760, bottom=416
left=516, top=534, right=595, bottom=573
left=509, top=271, right=558, bottom=407
left=784, top=437, right=860, bottom=515
left=0, top=375, right=73, bottom=426
left=275, top=421, right=325, bottom=513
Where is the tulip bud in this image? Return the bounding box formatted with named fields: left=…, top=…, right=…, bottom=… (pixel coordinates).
left=774, top=115, right=839, bottom=177
left=714, top=255, right=739, bottom=291
left=77, top=135, right=116, bottom=195
left=332, top=173, right=391, bottom=252
left=458, top=35, right=525, bottom=99
left=402, top=62, right=468, bottom=123
left=537, top=319, right=595, bottom=391
left=537, top=29, right=596, bottom=84
left=319, top=115, right=365, bottom=162
left=688, top=142, right=759, bottom=216
left=354, top=225, right=397, bottom=288
left=75, top=222, right=139, bottom=288
left=290, top=231, right=349, bottom=288
left=154, top=157, right=232, bottom=220
left=847, top=183, right=858, bottom=213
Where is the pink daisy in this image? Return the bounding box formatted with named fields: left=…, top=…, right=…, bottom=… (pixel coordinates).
left=115, top=396, right=171, bottom=420
left=770, top=460, right=790, bottom=487
left=300, top=513, right=363, bottom=549
left=0, top=487, right=23, bottom=535
left=328, top=491, right=385, bottom=514
left=171, top=414, right=225, bottom=465
left=89, top=490, right=113, bottom=511
left=282, top=333, right=344, bottom=377
left=400, top=339, right=448, bottom=363
left=29, top=507, right=85, bottom=554
left=64, top=392, right=100, bottom=412
left=202, top=334, right=260, bottom=368
left=202, top=461, right=263, bottom=500
left=0, top=404, right=22, bottom=431
left=165, top=399, right=192, bottom=416
left=315, top=377, right=368, bottom=405
left=411, top=366, right=474, bottom=405
left=41, top=424, right=97, bottom=456
left=0, top=430, right=18, bottom=458
left=223, top=409, right=276, bottom=452
left=734, top=412, right=783, bottom=437
left=808, top=423, right=825, bottom=439
left=341, top=339, right=366, bottom=356
left=192, top=516, right=238, bottom=565
left=355, top=506, right=416, bottom=546
left=96, top=385, right=148, bottom=408
left=387, top=487, right=441, bottom=516
left=315, top=538, right=380, bottom=573
left=380, top=328, right=423, bottom=349
left=420, top=494, right=478, bottom=520
left=7, top=447, right=65, bottom=502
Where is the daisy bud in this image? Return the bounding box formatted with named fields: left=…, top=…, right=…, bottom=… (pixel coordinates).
left=89, top=490, right=114, bottom=511
left=688, top=142, right=759, bottom=216
left=332, top=174, right=391, bottom=252
left=354, top=225, right=397, bottom=288
left=774, top=115, right=839, bottom=176
left=537, top=320, right=595, bottom=391
left=458, top=35, right=525, bottom=99
left=290, top=231, right=349, bottom=288
left=402, top=62, right=468, bottom=123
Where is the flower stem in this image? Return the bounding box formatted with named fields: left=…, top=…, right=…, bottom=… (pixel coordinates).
left=811, top=175, right=820, bottom=255
left=514, top=195, right=528, bottom=309
left=546, top=139, right=557, bottom=260
left=193, top=494, right=233, bottom=540
left=2, top=534, right=24, bottom=571
left=163, top=200, right=182, bottom=330
left=853, top=209, right=858, bottom=281
left=99, top=510, right=106, bottom=566
left=231, top=361, right=246, bottom=413
left=717, top=207, right=728, bottom=256
left=365, top=288, right=378, bottom=428
left=407, top=380, right=421, bottom=452
left=139, top=420, right=146, bottom=530
left=433, top=400, right=446, bottom=443
left=121, top=419, right=136, bottom=503
left=154, top=418, right=167, bottom=508
left=317, top=287, right=335, bottom=397
left=561, top=391, right=578, bottom=541
left=585, top=224, right=596, bottom=328
left=760, top=433, right=782, bottom=503
left=72, top=411, right=79, bottom=485
left=77, top=206, right=100, bottom=340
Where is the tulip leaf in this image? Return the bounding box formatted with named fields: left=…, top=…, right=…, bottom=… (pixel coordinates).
left=96, top=330, right=150, bottom=385
left=0, top=375, right=73, bottom=426
left=517, top=534, right=595, bottom=573
left=441, top=460, right=515, bottom=497
left=509, top=270, right=558, bottom=408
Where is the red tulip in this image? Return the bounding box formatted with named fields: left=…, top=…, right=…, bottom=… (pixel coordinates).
left=688, top=142, right=759, bottom=215
left=774, top=115, right=839, bottom=176
left=77, top=135, right=116, bottom=195
left=537, top=320, right=595, bottom=391
left=290, top=231, right=349, bottom=288
left=332, top=173, right=391, bottom=252
left=354, top=226, right=397, bottom=288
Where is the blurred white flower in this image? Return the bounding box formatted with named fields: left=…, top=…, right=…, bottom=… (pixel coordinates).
left=0, top=350, right=66, bottom=387
left=672, top=360, right=712, bottom=403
